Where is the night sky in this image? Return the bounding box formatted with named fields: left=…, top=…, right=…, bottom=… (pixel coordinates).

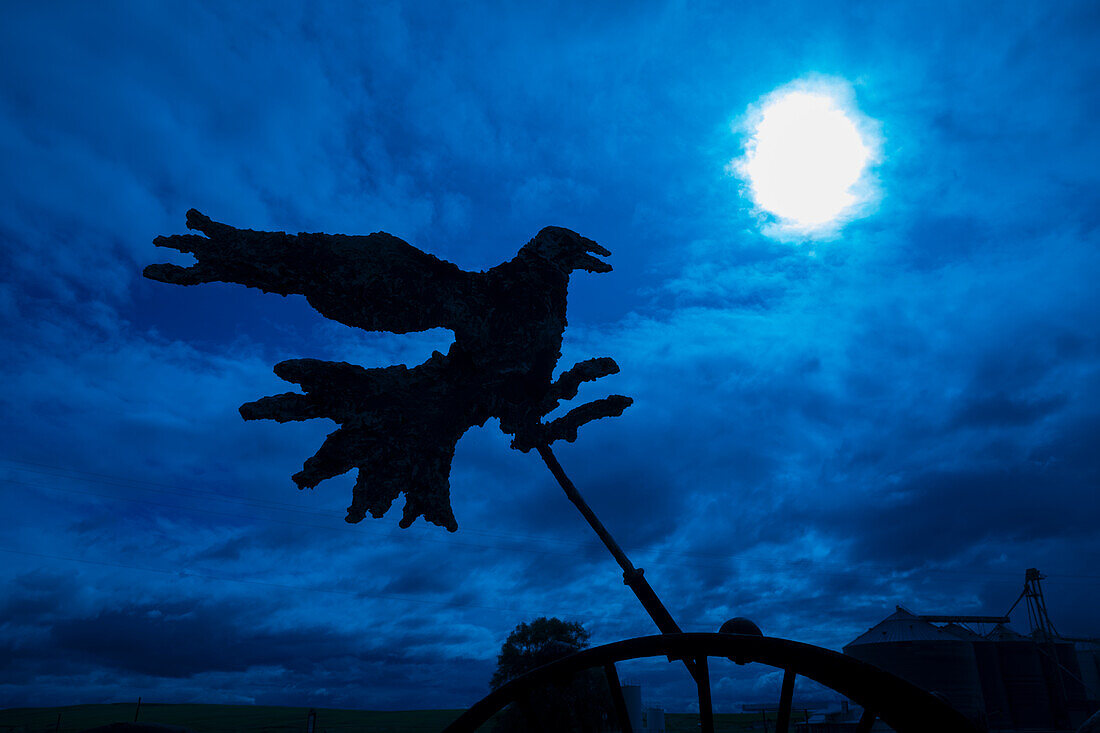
left=2, top=0, right=1099, bottom=713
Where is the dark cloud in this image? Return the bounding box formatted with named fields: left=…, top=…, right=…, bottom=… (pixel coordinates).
left=2, top=0, right=1098, bottom=714
left=823, top=438, right=1100, bottom=568
left=0, top=595, right=496, bottom=708
left=0, top=570, right=77, bottom=625
left=951, top=392, right=1069, bottom=429
left=904, top=216, right=986, bottom=271
left=49, top=601, right=350, bottom=678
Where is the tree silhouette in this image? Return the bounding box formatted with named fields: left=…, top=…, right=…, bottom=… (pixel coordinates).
left=491, top=617, right=613, bottom=732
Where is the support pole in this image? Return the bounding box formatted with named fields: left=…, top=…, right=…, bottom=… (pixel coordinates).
left=604, top=663, right=634, bottom=733
left=776, top=669, right=796, bottom=733
left=696, top=656, right=715, bottom=733
left=536, top=444, right=698, bottom=679
left=536, top=444, right=637, bottom=575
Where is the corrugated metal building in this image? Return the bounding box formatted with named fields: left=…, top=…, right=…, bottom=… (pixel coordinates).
left=1079, top=643, right=1100, bottom=702
left=844, top=609, right=1099, bottom=731
left=986, top=623, right=1057, bottom=729
left=843, top=608, right=986, bottom=724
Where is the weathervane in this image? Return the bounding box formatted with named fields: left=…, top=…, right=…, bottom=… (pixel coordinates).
left=146, top=212, right=980, bottom=733
left=146, top=211, right=634, bottom=528
left=146, top=210, right=689, bottom=640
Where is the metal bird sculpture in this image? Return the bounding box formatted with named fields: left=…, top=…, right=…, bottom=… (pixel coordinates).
left=145, top=210, right=631, bottom=532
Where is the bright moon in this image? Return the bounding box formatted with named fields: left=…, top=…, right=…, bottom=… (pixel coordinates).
left=737, top=84, right=875, bottom=236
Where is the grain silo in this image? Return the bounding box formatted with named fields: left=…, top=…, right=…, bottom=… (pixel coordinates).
left=1079, top=642, right=1100, bottom=702
left=843, top=607, right=986, bottom=723
left=942, top=622, right=1014, bottom=729
left=986, top=623, right=1054, bottom=729
left=842, top=571, right=1098, bottom=730
left=1049, top=636, right=1091, bottom=728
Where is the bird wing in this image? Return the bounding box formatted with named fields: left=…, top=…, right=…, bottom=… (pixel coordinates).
left=145, top=209, right=471, bottom=334
left=239, top=354, right=491, bottom=532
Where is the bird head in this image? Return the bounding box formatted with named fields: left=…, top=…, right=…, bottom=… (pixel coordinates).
left=522, top=226, right=612, bottom=274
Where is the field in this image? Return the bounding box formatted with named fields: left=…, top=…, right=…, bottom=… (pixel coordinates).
left=0, top=704, right=794, bottom=732
left=665, top=712, right=789, bottom=732
left=0, top=704, right=464, bottom=733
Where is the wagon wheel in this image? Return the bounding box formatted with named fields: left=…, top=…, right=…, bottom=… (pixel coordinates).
left=443, top=632, right=981, bottom=733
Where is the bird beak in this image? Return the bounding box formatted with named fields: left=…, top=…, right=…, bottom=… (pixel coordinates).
left=576, top=237, right=613, bottom=273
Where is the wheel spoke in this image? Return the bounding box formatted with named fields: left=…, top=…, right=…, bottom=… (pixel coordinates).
left=695, top=656, right=714, bottom=733
left=604, top=663, right=634, bottom=733
left=776, top=669, right=796, bottom=733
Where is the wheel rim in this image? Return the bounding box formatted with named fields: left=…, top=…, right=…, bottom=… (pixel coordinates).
left=444, top=632, right=980, bottom=733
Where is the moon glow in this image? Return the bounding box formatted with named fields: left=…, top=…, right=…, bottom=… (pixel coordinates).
left=737, top=84, right=876, bottom=237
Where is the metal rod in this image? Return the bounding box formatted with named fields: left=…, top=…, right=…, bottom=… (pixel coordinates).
left=536, top=444, right=684, bottom=632
left=696, top=656, right=715, bottom=733
left=536, top=444, right=634, bottom=574
left=776, top=669, right=796, bottom=733
left=604, top=663, right=634, bottom=733
left=536, top=443, right=697, bottom=678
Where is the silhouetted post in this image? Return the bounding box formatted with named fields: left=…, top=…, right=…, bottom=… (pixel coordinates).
left=776, top=668, right=795, bottom=732
left=134, top=697, right=142, bottom=722
left=536, top=444, right=700, bottom=682
left=536, top=445, right=684, bottom=631
left=55, top=712, right=61, bottom=732
left=695, top=656, right=714, bottom=733
left=306, top=708, right=316, bottom=732
left=603, top=664, right=633, bottom=733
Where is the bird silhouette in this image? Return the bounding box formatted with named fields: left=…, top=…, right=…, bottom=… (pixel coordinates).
left=145, top=210, right=631, bottom=531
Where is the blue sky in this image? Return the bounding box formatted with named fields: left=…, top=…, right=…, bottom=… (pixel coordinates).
left=1, top=0, right=1098, bottom=713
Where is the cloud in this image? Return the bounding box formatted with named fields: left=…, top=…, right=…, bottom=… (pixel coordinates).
left=950, top=392, right=1069, bottom=429
left=2, top=0, right=1099, bottom=714
left=49, top=601, right=355, bottom=678
left=0, top=590, right=497, bottom=708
